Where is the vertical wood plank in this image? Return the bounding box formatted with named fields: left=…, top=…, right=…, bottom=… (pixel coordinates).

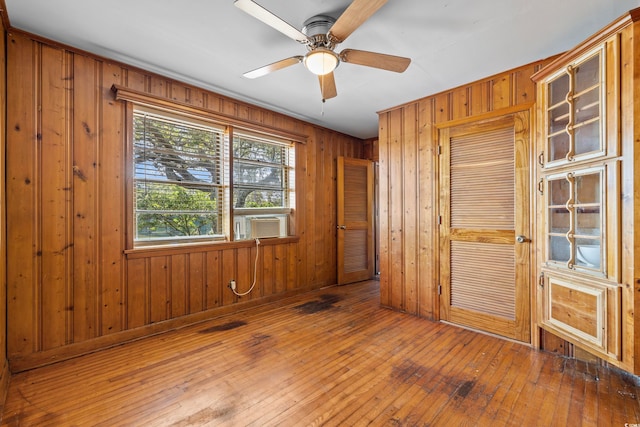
left=126, top=258, right=147, bottom=329
left=274, top=244, right=286, bottom=294
left=389, top=108, right=405, bottom=310
left=72, top=54, right=99, bottom=342
left=218, top=249, right=232, bottom=308
left=100, top=62, right=125, bottom=336
left=287, top=243, right=297, bottom=291
left=294, top=139, right=307, bottom=284
left=39, top=45, right=70, bottom=350
left=170, top=254, right=187, bottom=318
left=418, top=99, right=435, bottom=319
left=236, top=247, right=252, bottom=300
left=189, top=88, right=204, bottom=108
left=434, top=93, right=451, bottom=124
left=378, top=113, right=391, bottom=307
left=325, top=132, right=337, bottom=286
left=470, top=82, right=490, bottom=116
left=170, top=84, right=186, bottom=103
left=262, top=245, right=275, bottom=296
left=451, top=87, right=469, bottom=121
left=313, top=130, right=325, bottom=285
left=253, top=245, right=263, bottom=297
left=149, top=77, right=167, bottom=98
left=492, top=75, right=512, bottom=110
left=205, top=251, right=221, bottom=309
left=188, top=252, right=204, bottom=314
left=149, top=256, right=169, bottom=323
left=125, top=69, right=146, bottom=92
left=7, top=34, right=39, bottom=357
left=0, top=16, right=7, bottom=374
left=403, top=104, right=418, bottom=315
left=305, top=128, right=318, bottom=286
left=513, top=65, right=536, bottom=106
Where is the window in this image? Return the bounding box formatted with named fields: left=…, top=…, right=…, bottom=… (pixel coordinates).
left=131, top=107, right=294, bottom=246
left=232, top=132, right=295, bottom=240
left=133, top=110, right=226, bottom=244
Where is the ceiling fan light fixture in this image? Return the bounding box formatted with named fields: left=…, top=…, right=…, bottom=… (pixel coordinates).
left=304, top=49, right=339, bottom=76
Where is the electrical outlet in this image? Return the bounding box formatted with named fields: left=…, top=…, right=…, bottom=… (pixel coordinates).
left=229, top=280, right=236, bottom=290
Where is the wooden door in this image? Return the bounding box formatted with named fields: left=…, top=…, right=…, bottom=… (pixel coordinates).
left=439, top=113, right=531, bottom=342
left=337, top=157, right=374, bottom=285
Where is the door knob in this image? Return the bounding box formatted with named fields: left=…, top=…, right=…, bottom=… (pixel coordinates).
left=337, top=225, right=346, bottom=230
left=516, top=235, right=528, bottom=243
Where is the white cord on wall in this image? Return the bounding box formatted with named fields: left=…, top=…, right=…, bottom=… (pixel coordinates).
left=230, top=237, right=260, bottom=297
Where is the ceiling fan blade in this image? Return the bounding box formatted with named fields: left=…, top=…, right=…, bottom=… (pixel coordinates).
left=340, top=49, right=411, bottom=73
left=319, top=72, right=337, bottom=101
left=328, top=0, right=388, bottom=43
left=243, top=56, right=304, bottom=79
left=234, top=0, right=308, bottom=43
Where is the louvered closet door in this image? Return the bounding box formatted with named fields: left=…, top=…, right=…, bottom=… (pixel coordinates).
left=439, top=113, right=531, bottom=342
left=337, top=157, right=374, bottom=285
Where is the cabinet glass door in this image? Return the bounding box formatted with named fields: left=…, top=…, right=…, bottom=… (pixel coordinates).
left=545, top=168, right=603, bottom=272
left=545, top=50, right=603, bottom=165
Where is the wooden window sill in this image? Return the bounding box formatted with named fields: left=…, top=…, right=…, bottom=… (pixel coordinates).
left=124, top=236, right=300, bottom=259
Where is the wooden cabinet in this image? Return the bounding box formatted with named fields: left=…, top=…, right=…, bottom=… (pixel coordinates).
left=533, top=10, right=640, bottom=366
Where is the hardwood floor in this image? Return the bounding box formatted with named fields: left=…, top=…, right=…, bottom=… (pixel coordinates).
left=1, top=280, right=639, bottom=426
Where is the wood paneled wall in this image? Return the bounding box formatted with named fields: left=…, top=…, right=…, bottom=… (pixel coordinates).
left=5, top=30, right=363, bottom=372
left=0, top=5, right=10, bottom=410
left=377, top=59, right=555, bottom=319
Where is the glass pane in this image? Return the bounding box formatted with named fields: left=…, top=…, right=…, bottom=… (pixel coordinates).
left=576, top=207, right=600, bottom=237
left=135, top=181, right=219, bottom=239
left=575, top=238, right=601, bottom=269
left=233, top=189, right=284, bottom=208
left=134, top=113, right=222, bottom=185
left=549, top=73, right=570, bottom=106
left=549, top=208, right=570, bottom=234
left=136, top=213, right=218, bottom=239
left=574, top=88, right=600, bottom=123
left=549, top=133, right=570, bottom=162
left=549, top=235, right=570, bottom=262
left=574, top=54, right=600, bottom=93
left=135, top=182, right=217, bottom=211
left=548, top=103, right=569, bottom=134
left=549, top=178, right=570, bottom=206
left=575, top=173, right=600, bottom=204
left=233, top=137, right=285, bottom=165
left=574, top=119, right=601, bottom=156
left=233, top=163, right=283, bottom=187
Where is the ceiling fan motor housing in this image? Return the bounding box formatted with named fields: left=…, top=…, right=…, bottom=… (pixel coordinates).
left=302, top=15, right=337, bottom=49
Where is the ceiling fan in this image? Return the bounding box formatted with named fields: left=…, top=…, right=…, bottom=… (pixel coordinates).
left=234, top=0, right=411, bottom=101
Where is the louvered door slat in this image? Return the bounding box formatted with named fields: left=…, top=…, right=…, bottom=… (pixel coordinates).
left=450, top=127, right=514, bottom=230
left=451, top=241, right=516, bottom=318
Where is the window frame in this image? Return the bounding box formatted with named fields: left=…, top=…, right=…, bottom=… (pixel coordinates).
left=120, top=95, right=300, bottom=250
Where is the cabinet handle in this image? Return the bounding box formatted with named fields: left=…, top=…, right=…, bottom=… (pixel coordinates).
left=516, top=235, right=528, bottom=244
left=538, top=152, right=544, bottom=166
left=537, top=179, right=544, bottom=195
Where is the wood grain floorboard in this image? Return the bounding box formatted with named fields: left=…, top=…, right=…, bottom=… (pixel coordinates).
left=1, top=280, right=639, bottom=426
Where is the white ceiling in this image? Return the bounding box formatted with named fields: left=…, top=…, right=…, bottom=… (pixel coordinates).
left=4, top=0, right=636, bottom=139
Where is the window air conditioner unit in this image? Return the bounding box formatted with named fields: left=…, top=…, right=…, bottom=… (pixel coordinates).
left=250, top=217, right=283, bottom=239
